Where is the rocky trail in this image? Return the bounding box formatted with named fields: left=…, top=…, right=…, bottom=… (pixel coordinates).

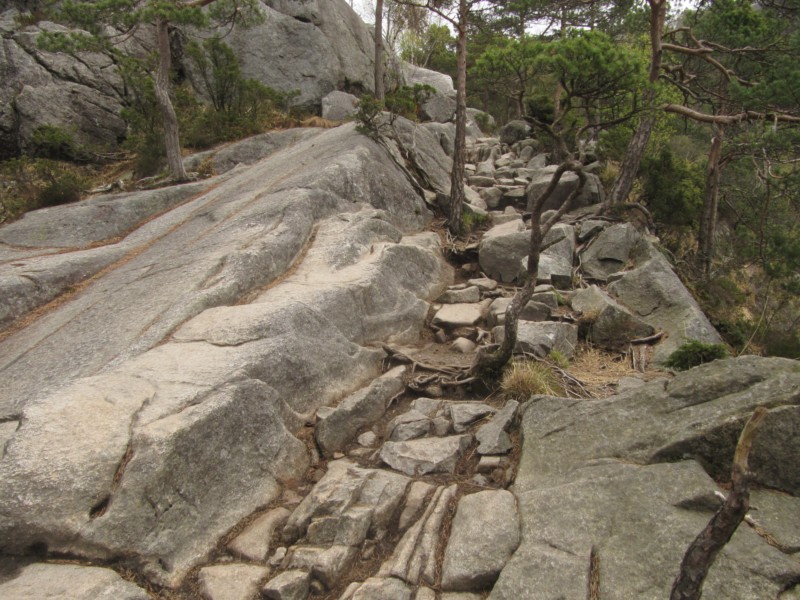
left=0, top=120, right=799, bottom=600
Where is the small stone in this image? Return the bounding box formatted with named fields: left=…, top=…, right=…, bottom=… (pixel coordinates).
left=432, top=303, right=484, bottom=328
left=269, top=547, right=287, bottom=567
left=309, top=469, right=325, bottom=483
left=357, top=431, right=378, bottom=447
left=432, top=416, right=451, bottom=437
left=476, top=400, right=519, bottom=455
left=449, top=403, right=496, bottom=433
left=262, top=569, right=310, bottom=600
left=471, top=474, right=490, bottom=486
left=438, top=286, right=481, bottom=304
left=284, top=545, right=358, bottom=589
left=198, top=564, right=269, bottom=600
left=477, top=456, right=507, bottom=473
left=227, top=507, right=291, bottom=562
left=399, top=481, right=436, bottom=531
left=451, top=337, right=477, bottom=354
left=434, top=329, right=449, bottom=343
left=468, top=277, right=498, bottom=292
left=348, top=447, right=374, bottom=458
left=380, top=435, right=473, bottom=476
left=412, top=398, right=443, bottom=416
left=416, top=588, right=437, bottom=600
left=388, top=409, right=433, bottom=441
left=333, top=452, right=345, bottom=459
left=281, top=489, right=304, bottom=507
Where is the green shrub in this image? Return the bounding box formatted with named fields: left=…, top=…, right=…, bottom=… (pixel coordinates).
left=473, top=111, right=494, bottom=134
left=30, top=125, right=90, bottom=162
left=640, top=147, right=704, bottom=229
left=664, top=340, right=729, bottom=371
left=354, top=94, right=386, bottom=138
left=1, top=157, right=87, bottom=222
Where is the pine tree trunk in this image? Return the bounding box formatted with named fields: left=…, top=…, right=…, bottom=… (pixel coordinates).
left=606, top=90, right=656, bottom=207
left=447, top=0, right=468, bottom=237
left=374, top=0, right=385, bottom=101
left=155, top=17, right=188, bottom=182
left=698, top=127, right=724, bottom=277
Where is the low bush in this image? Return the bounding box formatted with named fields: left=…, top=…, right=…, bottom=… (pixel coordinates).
left=664, top=340, right=729, bottom=371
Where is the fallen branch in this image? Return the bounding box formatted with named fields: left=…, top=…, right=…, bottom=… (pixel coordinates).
left=630, top=331, right=664, bottom=344
left=670, top=406, right=769, bottom=600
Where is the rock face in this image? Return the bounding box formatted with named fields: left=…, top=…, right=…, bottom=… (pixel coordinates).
left=0, top=0, right=391, bottom=155
left=491, top=356, right=800, bottom=600
left=0, top=563, right=150, bottom=599
left=0, top=124, right=446, bottom=586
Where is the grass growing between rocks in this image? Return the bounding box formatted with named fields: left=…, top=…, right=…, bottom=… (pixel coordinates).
left=501, top=360, right=564, bottom=399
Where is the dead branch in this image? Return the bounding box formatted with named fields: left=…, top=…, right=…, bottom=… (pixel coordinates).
left=670, top=406, right=769, bottom=600
left=630, top=331, right=664, bottom=344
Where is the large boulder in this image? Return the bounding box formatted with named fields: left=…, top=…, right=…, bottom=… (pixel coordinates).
left=321, top=90, right=359, bottom=121
left=0, top=125, right=447, bottom=586
left=491, top=355, right=800, bottom=600
left=579, top=222, right=641, bottom=281
left=608, top=238, right=723, bottom=364
left=402, top=62, right=455, bottom=96
left=0, top=0, right=392, bottom=154
left=497, top=120, right=531, bottom=145
left=526, top=167, right=604, bottom=213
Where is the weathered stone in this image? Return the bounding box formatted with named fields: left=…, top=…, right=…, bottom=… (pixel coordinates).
left=451, top=337, right=477, bottom=354
left=748, top=489, right=800, bottom=553
left=380, top=435, right=473, bottom=476
left=283, top=460, right=410, bottom=543
left=608, top=238, right=723, bottom=363
left=316, top=367, right=406, bottom=457
left=519, top=301, right=551, bottom=322
left=572, top=285, right=655, bottom=351
left=198, top=564, right=269, bottom=600
left=580, top=222, right=641, bottom=281
left=442, top=490, right=520, bottom=591
left=357, top=431, right=378, bottom=447
left=475, top=159, right=495, bottom=177
left=498, top=120, right=532, bottom=145
left=577, top=218, right=607, bottom=241
left=468, top=277, right=498, bottom=292
left=527, top=154, right=548, bottom=169
left=420, top=94, right=457, bottom=123
left=262, top=569, right=310, bottom=600
left=438, top=286, right=481, bottom=304
left=479, top=229, right=528, bottom=283
left=0, top=563, right=149, bottom=600
left=432, top=303, right=484, bottom=328
left=380, top=484, right=458, bottom=585
left=398, top=481, right=436, bottom=531
left=493, top=321, right=579, bottom=359
left=228, top=507, right=291, bottom=562
left=284, top=545, right=358, bottom=590
left=412, top=397, right=444, bottom=416
left=480, top=188, right=505, bottom=210
left=321, top=91, right=359, bottom=121
left=449, top=403, right=496, bottom=433
left=466, top=108, right=495, bottom=133
left=526, top=169, right=604, bottom=213
left=340, top=577, right=412, bottom=600
left=388, top=409, right=433, bottom=442
left=468, top=176, right=497, bottom=188
left=476, top=400, right=519, bottom=455
left=403, top=62, right=455, bottom=96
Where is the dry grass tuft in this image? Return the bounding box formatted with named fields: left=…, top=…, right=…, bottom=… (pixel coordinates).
left=567, top=346, right=644, bottom=397
left=501, top=359, right=563, bottom=399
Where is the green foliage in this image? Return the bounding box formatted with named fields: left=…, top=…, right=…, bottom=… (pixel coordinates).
left=29, top=125, right=91, bottom=162
left=384, top=84, right=437, bottom=121
left=354, top=94, right=386, bottom=139
left=461, top=208, right=489, bottom=232
left=400, top=23, right=455, bottom=75
left=664, top=341, right=729, bottom=371
left=548, top=349, right=570, bottom=369
left=1, top=158, right=87, bottom=222
left=640, top=147, right=704, bottom=229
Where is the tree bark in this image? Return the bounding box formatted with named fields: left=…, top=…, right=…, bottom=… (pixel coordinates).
left=698, top=126, right=724, bottom=277
left=605, top=0, right=666, bottom=208
left=670, top=407, right=768, bottom=600
left=374, top=0, right=385, bottom=101
left=154, top=17, right=188, bottom=182
left=447, top=0, right=468, bottom=237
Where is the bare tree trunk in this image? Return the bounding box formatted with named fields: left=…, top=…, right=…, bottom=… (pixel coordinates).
left=604, top=0, right=666, bottom=208
left=471, top=162, right=586, bottom=375
left=671, top=407, right=768, bottom=600
left=374, top=0, right=385, bottom=101
left=698, top=127, right=724, bottom=277
left=447, top=0, right=468, bottom=237
left=155, top=17, right=188, bottom=182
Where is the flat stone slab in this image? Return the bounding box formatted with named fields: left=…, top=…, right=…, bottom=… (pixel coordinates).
left=262, top=569, right=310, bottom=600
left=380, top=435, right=473, bottom=475
left=432, top=303, right=484, bottom=328
left=340, top=577, right=412, bottom=600
left=198, top=564, right=269, bottom=600
left=442, top=490, right=520, bottom=591
left=493, top=321, right=578, bottom=359
left=228, top=507, right=291, bottom=561
left=476, top=400, right=519, bottom=455
left=0, top=563, right=149, bottom=599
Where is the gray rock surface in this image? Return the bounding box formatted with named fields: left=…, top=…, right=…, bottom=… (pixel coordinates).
left=316, top=366, right=405, bottom=456
left=449, top=402, right=496, bottom=433
left=228, top=507, right=292, bottom=562
left=608, top=238, right=723, bottom=363
left=441, top=490, right=520, bottom=591
left=432, top=303, right=485, bottom=328
left=491, top=355, right=800, bottom=600
left=198, top=564, right=269, bottom=600
left=420, top=93, right=457, bottom=123
left=0, top=562, right=149, bottom=599
left=526, top=169, right=604, bottom=213
left=572, top=285, right=655, bottom=351
left=340, top=577, right=413, bottom=600
left=493, top=321, right=578, bottom=359
left=0, top=125, right=444, bottom=586
left=402, top=62, right=455, bottom=96
left=262, top=569, right=311, bottom=600
left=438, top=286, right=481, bottom=304
left=475, top=400, right=519, bottom=455
left=580, top=222, right=641, bottom=280
left=498, top=120, right=531, bottom=145
left=322, top=90, right=359, bottom=121
left=380, top=435, right=472, bottom=476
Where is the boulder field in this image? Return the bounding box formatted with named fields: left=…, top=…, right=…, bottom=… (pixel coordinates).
left=0, top=119, right=798, bottom=599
